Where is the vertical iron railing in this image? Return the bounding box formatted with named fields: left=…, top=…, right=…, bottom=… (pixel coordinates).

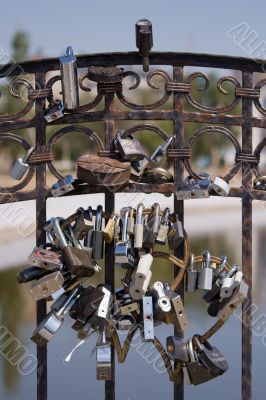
left=0, top=51, right=264, bottom=400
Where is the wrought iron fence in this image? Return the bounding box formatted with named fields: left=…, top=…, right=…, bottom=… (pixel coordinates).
left=0, top=50, right=264, bottom=400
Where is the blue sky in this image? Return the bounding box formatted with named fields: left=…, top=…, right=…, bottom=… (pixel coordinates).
left=1, top=0, right=266, bottom=59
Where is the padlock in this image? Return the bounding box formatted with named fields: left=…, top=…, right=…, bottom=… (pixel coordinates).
left=184, top=339, right=219, bottom=385
left=231, top=269, right=243, bottom=290
left=211, top=176, right=230, bottom=197
left=31, top=287, right=80, bottom=346
left=114, top=131, right=147, bottom=161
left=166, top=336, right=189, bottom=362
left=29, top=245, right=63, bottom=270
left=129, top=253, right=153, bottom=300
left=218, top=280, right=249, bottom=321
left=163, top=282, right=189, bottom=333
left=44, top=100, right=64, bottom=122
left=103, top=215, right=116, bottom=244
left=134, top=203, right=144, bottom=249
left=143, top=203, right=160, bottom=250
left=30, top=271, right=65, bottom=301
left=220, top=264, right=239, bottom=298
left=115, top=208, right=132, bottom=265
left=72, top=209, right=91, bottom=241
left=10, top=147, right=35, bottom=180
left=142, top=296, right=154, bottom=341
left=92, top=205, right=104, bottom=260
left=167, top=213, right=184, bottom=250
left=51, top=174, right=76, bottom=197
left=253, top=175, right=266, bottom=191
left=155, top=207, right=170, bottom=245
left=51, top=217, right=96, bottom=277
left=203, top=256, right=228, bottom=303
left=83, top=206, right=94, bottom=251
left=90, top=286, right=112, bottom=327
left=152, top=281, right=171, bottom=322
left=96, top=329, right=112, bottom=380
left=127, top=208, right=135, bottom=236
left=150, top=136, right=174, bottom=164
left=135, top=19, right=153, bottom=72
left=175, top=173, right=211, bottom=200
left=193, top=335, right=228, bottom=377
left=59, top=46, right=79, bottom=110
left=186, top=254, right=198, bottom=293
left=197, top=250, right=213, bottom=291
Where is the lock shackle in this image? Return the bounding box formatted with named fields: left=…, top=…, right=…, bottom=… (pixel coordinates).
left=52, top=217, right=68, bottom=248
left=114, top=215, right=121, bottom=234
left=57, top=286, right=80, bottom=318
left=162, top=207, right=170, bottom=226
left=85, top=206, right=93, bottom=221
left=215, top=255, right=228, bottom=278
left=150, top=203, right=160, bottom=233
left=224, top=264, right=239, bottom=280
left=202, top=250, right=211, bottom=269
left=186, top=339, right=196, bottom=363
left=189, top=253, right=195, bottom=271
left=136, top=203, right=144, bottom=224
left=121, top=207, right=130, bottom=242
left=95, top=205, right=103, bottom=231
left=192, top=334, right=204, bottom=353
left=66, top=46, right=74, bottom=56
left=22, top=146, right=35, bottom=163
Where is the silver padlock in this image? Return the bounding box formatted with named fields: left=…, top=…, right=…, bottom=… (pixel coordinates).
left=44, top=100, right=64, bottom=122
left=197, top=250, right=213, bottom=291
left=155, top=207, right=170, bottom=245
left=175, top=173, right=211, bottom=200
left=186, top=254, right=198, bottom=293
left=115, top=208, right=131, bottom=264
left=30, top=271, right=65, bottom=301
left=211, top=176, right=230, bottom=197
left=134, top=203, right=144, bottom=249
left=127, top=208, right=135, bottom=236
left=96, top=329, right=112, bottom=380
left=142, top=296, right=154, bottom=341
left=220, top=264, right=239, bottom=298
left=51, top=174, right=76, bottom=197
left=10, top=147, right=35, bottom=180
left=59, top=46, right=79, bottom=110
left=218, top=280, right=249, bottom=321
left=29, top=246, right=63, bottom=270
left=31, top=287, right=80, bottom=346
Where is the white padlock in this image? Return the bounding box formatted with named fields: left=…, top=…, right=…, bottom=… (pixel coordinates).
left=129, top=253, right=153, bottom=300
left=211, top=176, right=230, bottom=197
left=220, top=277, right=234, bottom=298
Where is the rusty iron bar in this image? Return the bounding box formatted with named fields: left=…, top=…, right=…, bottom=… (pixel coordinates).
left=173, top=66, right=185, bottom=400
left=241, top=71, right=253, bottom=400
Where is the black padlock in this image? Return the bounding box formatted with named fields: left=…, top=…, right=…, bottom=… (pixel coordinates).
left=92, top=205, right=104, bottom=259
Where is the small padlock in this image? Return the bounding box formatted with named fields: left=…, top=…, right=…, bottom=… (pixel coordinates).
left=96, top=329, right=112, bottom=381
left=143, top=203, right=160, bottom=250
left=92, top=206, right=104, bottom=260
left=134, top=203, right=144, bottom=249
left=186, top=254, right=198, bottom=293
left=218, top=280, right=249, bottom=321
left=51, top=174, right=76, bottom=197
left=166, top=336, right=189, bottom=362
left=44, top=100, right=64, bottom=122
left=31, top=287, right=80, bottom=346
left=135, top=19, right=153, bottom=72
left=142, top=296, right=154, bottom=341
left=30, top=271, right=65, bottom=301
left=220, top=264, right=239, bottom=298
left=29, top=245, right=63, bottom=270
left=129, top=253, right=153, bottom=300
left=103, top=215, right=116, bottom=244
left=197, top=250, right=213, bottom=291
left=203, top=256, right=227, bottom=303
left=176, top=173, right=211, bottom=200
left=115, top=208, right=132, bottom=265
left=211, top=176, right=230, bottom=197
left=59, top=46, right=79, bottom=110
left=167, top=213, right=184, bottom=250
left=156, top=207, right=170, bottom=245
left=114, top=131, right=147, bottom=161
left=10, top=147, right=35, bottom=180
left=150, top=136, right=174, bottom=164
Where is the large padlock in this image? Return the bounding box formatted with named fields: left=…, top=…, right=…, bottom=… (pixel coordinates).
left=59, top=46, right=79, bottom=110
left=10, top=147, right=35, bottom=180
left=44, top=100, right=64, bottom=122
left=167, top=213, right=184, bottom=250
left=193, top=335, right=228, bottom=377
left=156, top=207, right=170, bottom=245
left=51, top=217, right=96, bottom=277
left=31, top=287, right=80, bottom=346
left=134, top=203, right=144, bottom=249
left=114, top=131, right=147, bottom=161
left=30, top=271, right=65, bottom=301
left=92, top=206, right=104, bottom=260
left=143, top=203, right=160, bottom=249
left=197, top=250, right=213, bottom=291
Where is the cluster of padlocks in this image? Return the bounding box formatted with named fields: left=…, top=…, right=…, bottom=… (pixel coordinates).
left=18, top=204, right=248, bottom=385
